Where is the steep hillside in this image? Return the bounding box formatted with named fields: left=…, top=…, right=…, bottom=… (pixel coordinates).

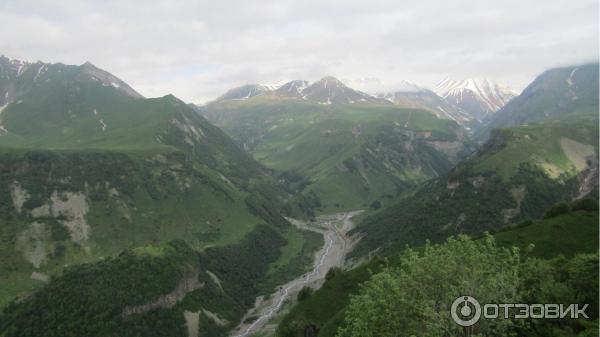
left=276, top=203, right=599, bottom=337
left=200, top=96, right=473, bottom=213
left=0, top=56, right=142, bottom=107
left=274, top=80, right=309, bottom=98
left=351, top=122, right=598, bottom=256
left=476, top=63, right=599, bottom=140
left=0, top=58, right=314, bottom=308
left=0, top=225, right=307, bottom=337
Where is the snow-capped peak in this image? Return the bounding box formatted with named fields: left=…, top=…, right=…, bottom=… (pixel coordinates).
left=301, top=76, right=379, bottom=104
left=81, top=61, right=144, bottom=98
left=217, top=84, right=269, bottom=101
left=262, top=79, right=291, bottom=91
left=0, top=56, right=34, bottom=78
left=434, top=77, right=517, bottom=115
left=214, top=76, right=385, bottom=105
left=274, top=80, right=309, bottom=97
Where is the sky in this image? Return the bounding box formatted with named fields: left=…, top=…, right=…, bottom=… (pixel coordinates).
left=1, top=0, right=598, bottom=103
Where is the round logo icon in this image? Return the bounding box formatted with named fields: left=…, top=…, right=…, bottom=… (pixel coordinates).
left=451, top=296, right=482, bottom=326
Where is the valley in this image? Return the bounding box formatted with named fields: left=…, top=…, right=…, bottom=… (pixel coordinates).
left=0, top=58, right=317, bottom=309
left=200, top=91, right=474, bottom=213
left=0, top=56, right=597, bottom=337
left=1, top=0, right=598, bottom=335
left=231, top=211, right=361, bottom=337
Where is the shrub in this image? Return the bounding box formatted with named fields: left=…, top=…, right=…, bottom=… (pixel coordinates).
left=337, top=235, right=521, bottom=337
left=543, top=202, right=570, bottom=218
left=571, top=198, right=599, bottom=211
left=297, top=287, right=313, bottom=301
left=325, top=267, right=341, bottom=281
left=369, top=200, right=382, bottom=210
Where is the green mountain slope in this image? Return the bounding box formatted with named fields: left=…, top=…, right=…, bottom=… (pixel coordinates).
left=200, top=90, right=474, bottom=212
left=275, top=64, right=600, bottom=337
left=0, top=225, right=303, bottom=337
left=351, top=122, right=598, bottom=256
left=475, top=63, right=599, bottom=140
left=276, top=204, right=599, bottom=337
left=0, top=59, right=314, bottom=308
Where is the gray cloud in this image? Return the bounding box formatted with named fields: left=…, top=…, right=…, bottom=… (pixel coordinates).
left=1, top=0, right=597, bottom=102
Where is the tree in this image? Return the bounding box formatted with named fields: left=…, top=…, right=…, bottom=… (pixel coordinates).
left=326, top=267, right=342, bottom=281
left=297, top=286, right=313, bottom=301
left=517, top=253, right=599, bottom=336
left=336, top=235, right=521, bottom=337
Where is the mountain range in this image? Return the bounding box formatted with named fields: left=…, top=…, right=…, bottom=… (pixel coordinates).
left=0, top=56, right=319, bottom=325
left=475, top=63, right=599, bottom=140
left=0, top=55, right=597, bottom=337
left=376, top=81, right=473, bottom=127
left=435, top=77, right=517, bottom=122
left=275, top=64, right=598, bottom=337
left=215, top=76, right=382, bottom=105
left=208, top=76, right=517, bottom=130
left=350, top=62, right=599, bottom=255
left=197, top=75, right=521, bottom=212
left=199, top=80, right=474, bottom=213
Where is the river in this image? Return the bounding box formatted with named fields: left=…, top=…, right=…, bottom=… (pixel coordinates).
left=230, top=210, right=363, bottom=337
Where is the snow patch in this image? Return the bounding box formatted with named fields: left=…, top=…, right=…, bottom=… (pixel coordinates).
left=567, top=67, right=579, bottom=87
left=15, top=61, right=28, bottom=77
left=33, top=64, right=47, bottom=82
left=0, top=103, right=9, bottom=134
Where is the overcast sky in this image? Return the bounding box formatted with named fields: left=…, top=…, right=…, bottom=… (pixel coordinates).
left=1, top=0, right=598, bottom=103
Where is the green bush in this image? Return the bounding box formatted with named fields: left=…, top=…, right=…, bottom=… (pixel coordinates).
left=325, top=267, right=341, bottom=281
left=337, top=236, right=599, bottom=337
left=544, top=202, right=570, bottom=218
left=369, top=200, right=382, bottom=210
left=337, top=235, right=520, bottom=337
left=297, top=287, right=313, bottom=301
left=571, top=198, right=599, bottom=211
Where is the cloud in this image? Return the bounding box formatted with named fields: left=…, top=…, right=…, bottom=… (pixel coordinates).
left=0, top=0, right=597, bottom=102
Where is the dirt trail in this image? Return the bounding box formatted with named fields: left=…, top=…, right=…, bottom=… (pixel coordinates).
left=230, top=210, right=362, bottom=337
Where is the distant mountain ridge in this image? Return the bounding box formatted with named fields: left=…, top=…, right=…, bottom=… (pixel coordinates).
left=211, top=76, right=517, bottom=130
left=274, top=80, right=309, bottom=98
left=213, top=76, right=383, bottom=105
left=200, top=81, right=475, bottom=213
left=0, top=56, right=142, bottom=107
left=0, top=56, right=312, bottom=313
left=435, top=77, right=517, bottom=121
left=351, top=122, right=599, bottom=256
left=351, top=64, right=599, bottom=256
left=476, top=63, right=599, bottom=141
left=377, top=85, right=473, bottom=128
